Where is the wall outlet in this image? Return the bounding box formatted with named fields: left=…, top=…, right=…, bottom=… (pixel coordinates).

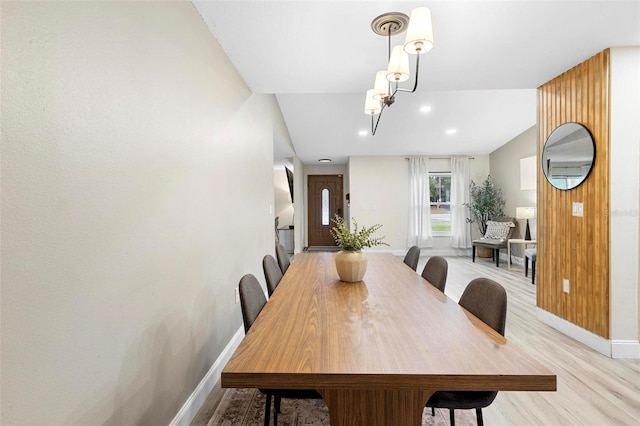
left=563, top=278, right=570, bottom=293
left=572, top=202, right=583, bottom=217
left=235, top=286, right=240, bottom=304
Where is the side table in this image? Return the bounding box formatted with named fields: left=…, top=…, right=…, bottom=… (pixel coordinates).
left=507, top=239, right=537, bottom=271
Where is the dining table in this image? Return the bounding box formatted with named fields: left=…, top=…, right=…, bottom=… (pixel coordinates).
left=221, top=252, right=556, bottom=426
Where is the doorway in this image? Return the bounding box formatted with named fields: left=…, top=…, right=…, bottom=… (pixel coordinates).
left=307, top=174, right=343, bottom=247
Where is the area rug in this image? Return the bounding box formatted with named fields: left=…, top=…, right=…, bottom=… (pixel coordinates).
left=208, top=388, right=476, bottom=426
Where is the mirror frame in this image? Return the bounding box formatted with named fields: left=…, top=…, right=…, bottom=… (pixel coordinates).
left=542, top=122, right=596, bottom=191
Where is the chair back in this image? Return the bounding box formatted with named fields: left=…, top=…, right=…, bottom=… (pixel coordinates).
left=421, top=256, right=448, bottom=292
left=403, top=246, right=421, bottom=271
left=276, top=244, right=291, bottom=274
left=459, top=278, right=507, bottom=335
left=239, top=274, right=267, bottom=333
left=263, top=254, right=283, bottom=297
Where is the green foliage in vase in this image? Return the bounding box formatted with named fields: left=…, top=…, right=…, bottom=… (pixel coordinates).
left=464, top=175, right=506, bottom=235
left=330, top=216, right=389, bottom=252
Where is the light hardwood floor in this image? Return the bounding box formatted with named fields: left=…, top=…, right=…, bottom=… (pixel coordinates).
left=193, top=255, right=640, bottom=425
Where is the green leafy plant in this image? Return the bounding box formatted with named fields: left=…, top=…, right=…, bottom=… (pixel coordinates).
left=330, top=216, right=388, bottom=251
left=465, top=175, right=506, bottom=235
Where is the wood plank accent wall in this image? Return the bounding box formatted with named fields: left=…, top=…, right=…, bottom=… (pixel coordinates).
left=536, top=49, right=610, bottom=339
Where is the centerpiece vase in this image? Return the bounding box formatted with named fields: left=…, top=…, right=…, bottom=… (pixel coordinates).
left=335, top=250, right=368, bottom=282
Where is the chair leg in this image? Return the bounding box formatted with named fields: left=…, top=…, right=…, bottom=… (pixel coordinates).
left=449, top=409, right=456, bottom=426
left=275, top=395, right=281, bottom=413
left=476, top=408, right=484, bottom=426
left=432, top=407, right=435, bottom=416
left=472, top=246, right=476, bottom=262
left=525, top=257, right=529, bottom=277
left=496, top=249, right=500, bottom=267
left=264, top=393, right=272, bottom=426
left=532, top=260, right=536, bottom=284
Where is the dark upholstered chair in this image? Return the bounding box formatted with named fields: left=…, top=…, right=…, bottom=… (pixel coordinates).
left=238, top=274, right=321, bottom=426
left=262, top=255, right=283, bottom=297
left=426, top=277, right=508, bottom=426
left=275, top=244, right=290, bottom=274
left=421, top=256, right=448, bottom=292
left=471, top=218, right=516, bottom=267
left=525, top=248, right=537, bottom=284
left=403, top=246, right=421, bottom=271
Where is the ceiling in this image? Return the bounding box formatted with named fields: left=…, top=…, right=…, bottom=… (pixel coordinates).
left=194, top=1, right=640, bottom=165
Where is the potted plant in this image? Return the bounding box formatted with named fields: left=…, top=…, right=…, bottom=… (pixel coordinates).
left=330, top=216, right=388, bottom=282
left=465, top=175, right=506, bottom=257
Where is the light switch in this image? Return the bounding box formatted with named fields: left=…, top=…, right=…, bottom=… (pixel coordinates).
left=563, top=278, right=570, bottom=293
left=572, top=202, right=583, bottom=217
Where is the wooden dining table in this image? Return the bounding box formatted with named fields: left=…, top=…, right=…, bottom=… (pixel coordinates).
left=221, top=252, right=556, bottom=425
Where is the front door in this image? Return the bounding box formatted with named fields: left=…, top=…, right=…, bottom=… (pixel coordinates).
left=308, top=174, right=343, bottom=247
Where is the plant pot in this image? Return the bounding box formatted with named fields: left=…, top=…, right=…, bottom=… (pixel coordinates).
left=335, top=251, right=368, bottom=282
left=477, top=246, right=493, bottom=258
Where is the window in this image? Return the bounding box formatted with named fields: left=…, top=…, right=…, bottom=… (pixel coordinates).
left=321, top=188, right=330, bottom=225
left=429, top=173, right=451, bottom=233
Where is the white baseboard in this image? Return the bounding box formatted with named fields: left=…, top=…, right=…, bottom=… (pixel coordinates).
left=169, top=327, right=244, bottom=426
left=611, top=340, right=640, bottom=358
left=537, top=309, right=640, bottom=359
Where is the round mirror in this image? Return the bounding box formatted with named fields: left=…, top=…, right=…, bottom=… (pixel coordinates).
left=542, top=122, right=595, bottom=190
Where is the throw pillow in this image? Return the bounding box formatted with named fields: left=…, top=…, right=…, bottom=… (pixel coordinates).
left=483, top=220, right=514, bottom=241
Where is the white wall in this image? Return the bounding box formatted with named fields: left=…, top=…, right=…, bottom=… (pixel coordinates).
left=1, top=2, right=290, bottom=423
left=348, top=156, right=489, bottom=253
left=609, top=47, right=640, bottom=356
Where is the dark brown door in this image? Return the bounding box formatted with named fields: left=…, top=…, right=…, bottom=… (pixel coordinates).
left=308, top=175, right=343, bottom=246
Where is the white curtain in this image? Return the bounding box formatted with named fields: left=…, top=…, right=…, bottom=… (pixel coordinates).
left=450, top=157, right=471, bottom=248
left=407, top=157, right=433, bottom=248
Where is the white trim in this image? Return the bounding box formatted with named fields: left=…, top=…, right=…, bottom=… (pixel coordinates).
left=169, top=327, right=244, bottom=426
left=537, top=309, right=640, bottom=359
left=537, top=309, right=611, bottom=356
left=611, top=340, right=640, bottom=358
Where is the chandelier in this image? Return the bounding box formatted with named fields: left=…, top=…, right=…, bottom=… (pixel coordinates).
left=364, top=7, right=434, bottom=135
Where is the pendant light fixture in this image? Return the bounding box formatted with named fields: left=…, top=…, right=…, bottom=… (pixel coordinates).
left=364, top=6, right=434, bottom=135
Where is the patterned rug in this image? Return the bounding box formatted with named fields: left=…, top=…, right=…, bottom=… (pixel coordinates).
left=208, top=388, right=476, bottom=426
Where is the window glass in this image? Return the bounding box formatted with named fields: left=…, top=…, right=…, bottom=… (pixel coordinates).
left=321, top=188, right=330, bottom=225
left=429, top=174, right=451, bottom=233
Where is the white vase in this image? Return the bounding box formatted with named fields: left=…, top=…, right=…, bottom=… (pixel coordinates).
left=335, top=250, right=368, bottom=282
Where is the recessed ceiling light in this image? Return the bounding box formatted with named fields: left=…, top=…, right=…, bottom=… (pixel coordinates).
left=358, top=130, right=369, bottom=136
left=446, top=129, right=457, bottom=135
left=318, top=158, right=332, bottom=163
left=420, top=105, right=432, bottom=113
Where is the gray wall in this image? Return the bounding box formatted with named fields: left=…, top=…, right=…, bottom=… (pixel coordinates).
left=490, top=125, right=537, bottom=257
left=1, top=2, right=289, bottom=423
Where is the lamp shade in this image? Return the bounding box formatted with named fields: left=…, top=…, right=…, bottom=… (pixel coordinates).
left=372, top=70, right=391, bottom=100
left=364, top=89, right=382, bottom=115
left=404, top=7, right=434, bottom=55
left=516, top=207, right=536, bottom=219
left=386, top=45, right=410, bottom=82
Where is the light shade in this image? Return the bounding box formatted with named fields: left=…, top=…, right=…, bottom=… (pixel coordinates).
left=386, top=45, right=410, bottom=82
left=516, top=207, right=537, bottom=220
left=404, top=7, right=434, bottom=55
left=364, top=89, right=382, bottom=115
left=372, top=70, right=391, bottom=100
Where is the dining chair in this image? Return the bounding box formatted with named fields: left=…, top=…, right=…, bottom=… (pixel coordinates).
left=275, top=244, right=290, bottom=274
left=403, top=246, right=421, bottom=271
left=525, top=248, right=537, bottom=284
left=426, top=277, right=508, bottom=426
left=238, top=274, right=321, bottom=426
left=262, top=255, right=283, bottom=297
left=421, top=256, right=448, bottom=292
